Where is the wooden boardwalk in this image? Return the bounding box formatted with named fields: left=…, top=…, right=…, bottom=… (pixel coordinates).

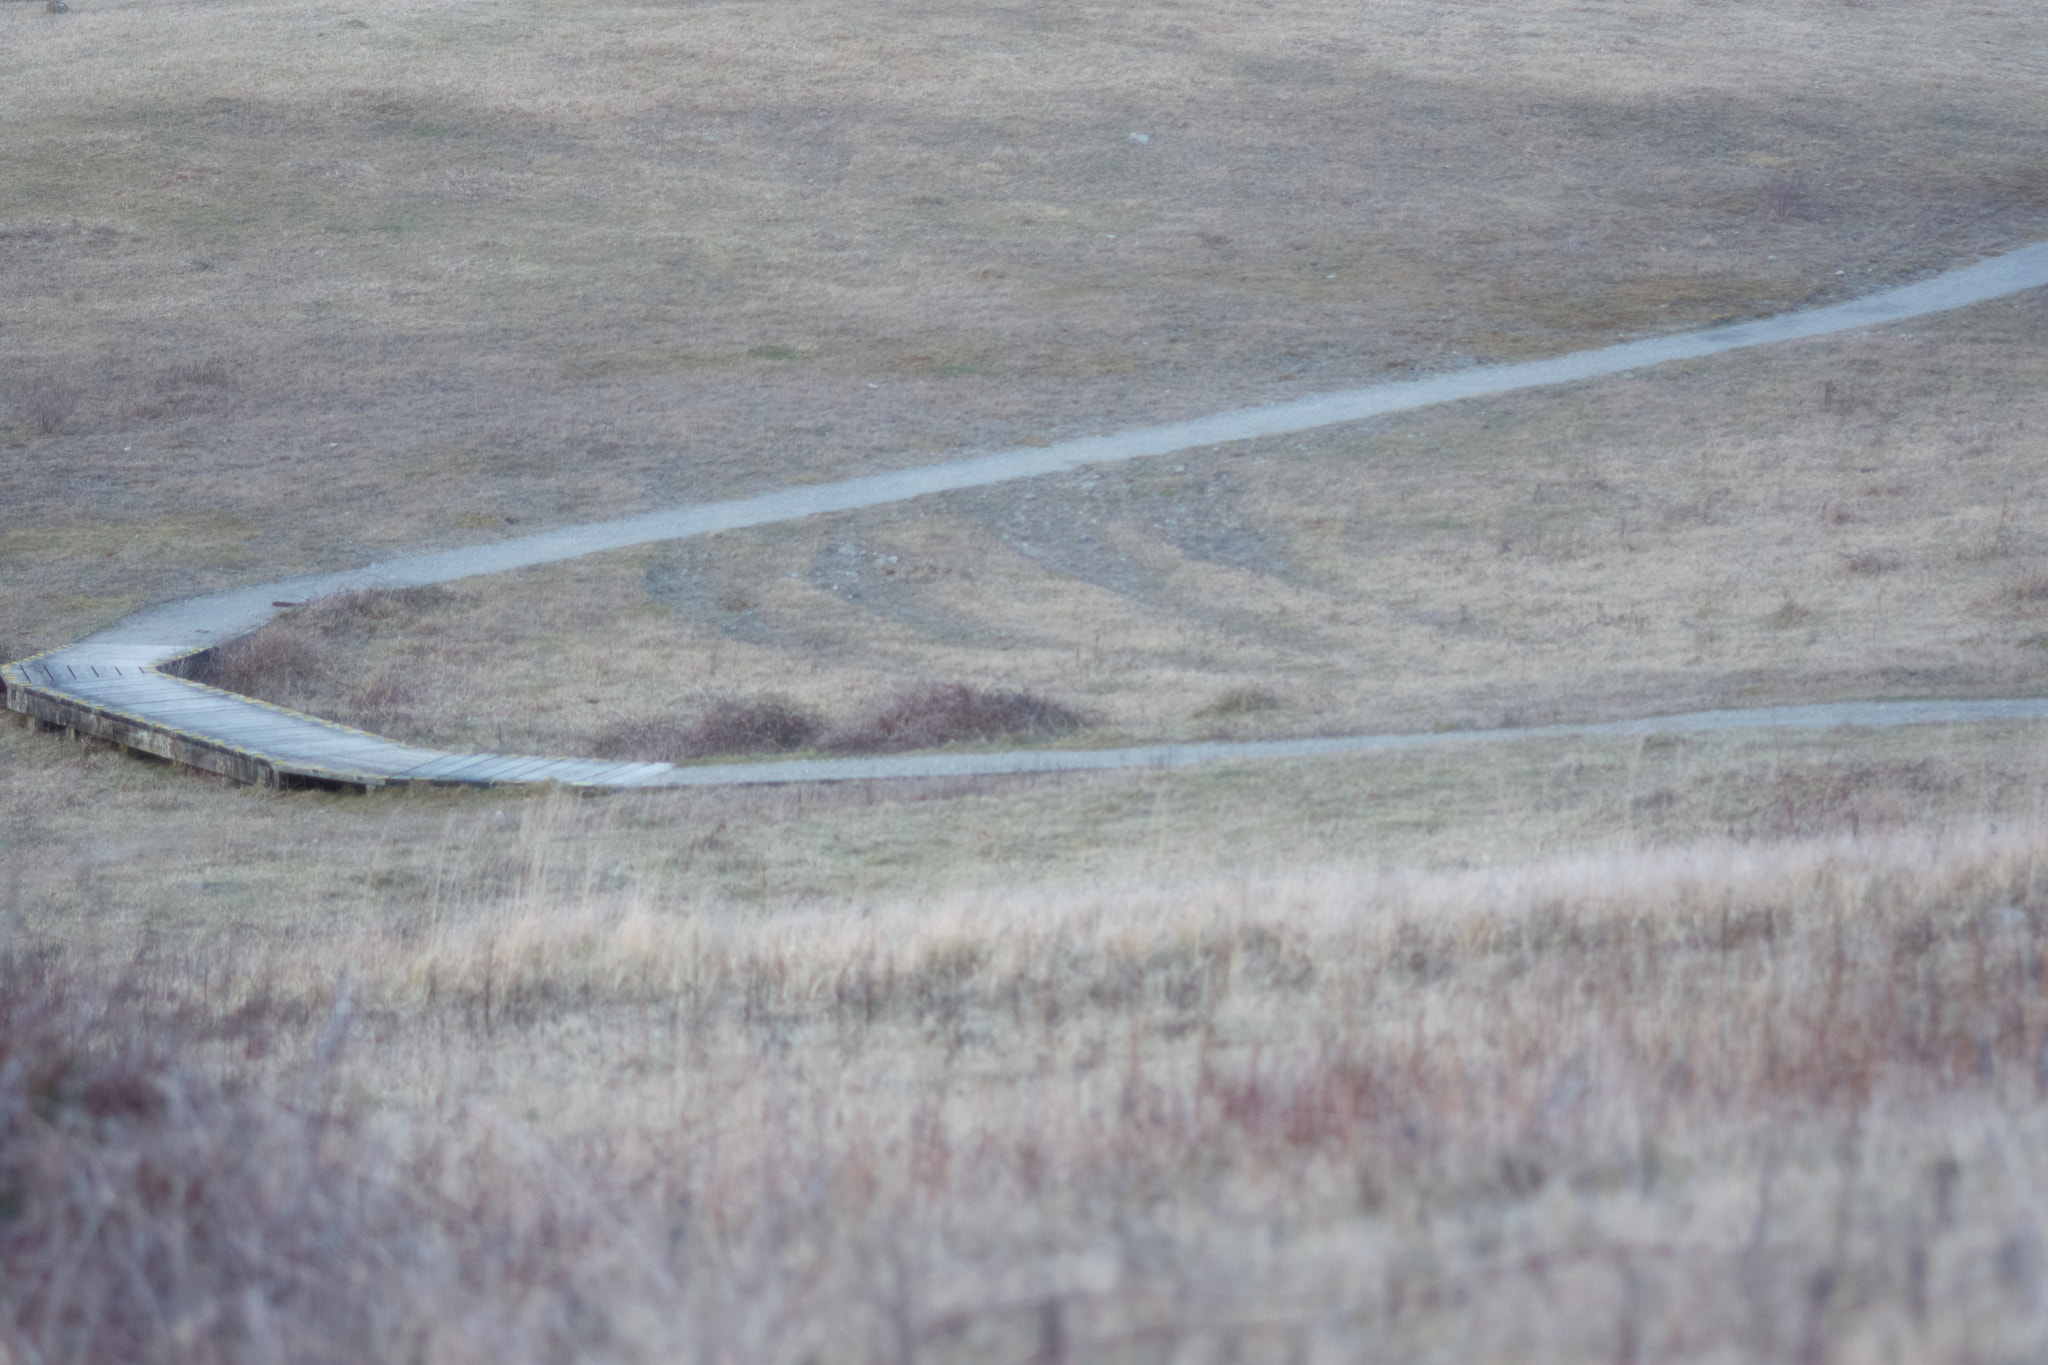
left=4, top=643, right=677, bottom=791
left=14, top=638, right=2048, bottom=794
left=9, top=239, right=2048, bottom=791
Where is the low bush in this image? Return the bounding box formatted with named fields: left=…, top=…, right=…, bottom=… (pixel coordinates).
left=188, top=626, right=332, bottom=700
left=1193, top=685, right=1283, bottom=719
left=591, top=694, right=822, bottom=761
left=686, top=695, right=821, bottom=755
left=827, top=682, right=1085, bottom=753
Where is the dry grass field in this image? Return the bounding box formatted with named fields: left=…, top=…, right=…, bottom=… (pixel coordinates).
left=11, top=713, right=2048, bottom=1361
left=206, top=292, right=2048, bottom=760
left=5, top=0, right=2047, bottom=654
left=9, top=0, right=2048, bottom=1359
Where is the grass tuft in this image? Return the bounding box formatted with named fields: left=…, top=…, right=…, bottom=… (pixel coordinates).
left=1759, top=170, right=1820, bottom=221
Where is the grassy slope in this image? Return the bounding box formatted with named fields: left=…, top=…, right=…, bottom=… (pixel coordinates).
left=217, top=293, right=2048, bottom=757
left=8, top=0, right=2048, bottom=1359
left=4, top=0, right=2046, bottom=656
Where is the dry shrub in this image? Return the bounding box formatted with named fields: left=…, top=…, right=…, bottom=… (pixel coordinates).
left=4, top=825, right=2038, bottom=1361
left=1193, top=685, right=1282, bottom=719
left=1759, top=171, right=1820, bottom=222
left=158, top=359, right=235, bottom=389
left=347, top=667, right=419, bottom=733
left=591, top=694, right=822, bottom=761
left=6, top=389, right=74, bottom=436
left=293, top=585, right=452, bottom=638
left=0, top=961, right=421, bottom=1364
left=828, top=682, right=1085, bottom=753
left=189, top=626, right=332, bottom=701
left=685, top=694, right=820, bottom=755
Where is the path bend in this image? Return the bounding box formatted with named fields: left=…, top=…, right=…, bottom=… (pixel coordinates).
left=8, top=241, right=2048, bottom=790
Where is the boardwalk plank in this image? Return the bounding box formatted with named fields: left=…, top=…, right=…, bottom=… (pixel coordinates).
left=474, top=756, right=574, bottom=782
left=401, top=754, right=509, bottom=781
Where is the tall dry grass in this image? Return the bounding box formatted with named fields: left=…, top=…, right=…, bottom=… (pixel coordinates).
left=12, top=816, right=2048, bottom=1361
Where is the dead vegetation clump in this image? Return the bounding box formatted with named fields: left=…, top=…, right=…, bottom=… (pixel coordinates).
left=1758, top=170, right=1821, bottom=222
left=10, top=823, right=2048, bottom=1360
left=188, top=626, right=332, bottom=702
left=291, top=585, right=454, bottom=637
left=826, top=681, right=1086, bottom=753
left=591, top=694, right=824, bottom=761
left=0, top=962, right=427, bottom=1365
left=1193, top=684, right=1283, bottom=719
left=182, top=588, right=456, bottom=736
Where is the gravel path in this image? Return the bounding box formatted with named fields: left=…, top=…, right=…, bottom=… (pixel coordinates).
left=11, top=239, right=2048, bottom=789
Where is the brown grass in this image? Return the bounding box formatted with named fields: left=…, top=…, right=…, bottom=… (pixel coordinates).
left=0, top=959, right=413, bottom=1364
left=202, top=297, right=2048, bottom=758
left=5, top=0, right=2047, bottom=656
left=591, top=694, right=824, bottom=762
left=183, top=588, right=456, bottom=737
left=188, top=627, right=332, bottom=701
left=826, top=682, right=1086, bottom=754
left=12, top=818, right=2048, bottom=1361
left=8, top=0, right=2048, bottom=1354
left=11, top=692, right=2048, bottom=1355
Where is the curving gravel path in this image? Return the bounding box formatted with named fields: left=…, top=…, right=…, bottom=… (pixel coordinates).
left=9, top=241, right=2048, bottom=790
